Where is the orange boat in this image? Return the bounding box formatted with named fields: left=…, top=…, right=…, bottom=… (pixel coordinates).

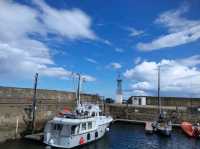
left=181, top=122, right=200, bottom=138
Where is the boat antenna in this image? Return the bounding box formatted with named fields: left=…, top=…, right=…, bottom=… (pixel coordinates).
left=157, top=66, right=162, bottom=115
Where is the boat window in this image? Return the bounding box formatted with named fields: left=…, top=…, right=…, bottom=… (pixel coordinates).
left=71, top=125, right=76, bottom=135
left=95, top=132, right=98, bottom=138
left=76, top=125, right=80, bottom=134
left=61, top=125, right=71, bottom=137
left=82, top=123, right=87, bottom=131
left=52, top=124, right=63, bottom=131
left=88, top=122, right=92, bottom=129
left=87, top=133, right=91, bottom=140
left=44, top=123, right=51, bottom=132
left=92, top=112, right=95, bottom=117
left=84, top=111, right=89, bottom=116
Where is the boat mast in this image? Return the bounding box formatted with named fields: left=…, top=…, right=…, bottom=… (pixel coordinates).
left=157, top=66, right=161, bottom=115
left=76, top=73, right=81, bottom=106
left=31, top=73, right=38, bottom=133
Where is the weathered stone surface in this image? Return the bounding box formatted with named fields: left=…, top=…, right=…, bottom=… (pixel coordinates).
left=105, top=104, right=200, bottom=124
left=1, top=86, right=200, bottom=143
left=146, top=96, right=200, bottom=107
left=0, top=86, right=100, bottom=142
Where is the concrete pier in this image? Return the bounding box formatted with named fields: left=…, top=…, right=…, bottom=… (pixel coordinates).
left=113, top=119, right=180, bottom=127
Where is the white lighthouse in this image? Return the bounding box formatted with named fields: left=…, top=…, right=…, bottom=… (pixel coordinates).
left=115, top=74, right=123, bottom=103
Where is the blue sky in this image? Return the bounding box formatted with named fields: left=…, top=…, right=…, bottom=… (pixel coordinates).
left=0, top=0, right=200, bottom=98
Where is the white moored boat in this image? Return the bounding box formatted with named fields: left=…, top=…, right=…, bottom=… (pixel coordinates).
left=152, top=66, right=172, bottom=136
left=43, top=74, right=113, bottom=148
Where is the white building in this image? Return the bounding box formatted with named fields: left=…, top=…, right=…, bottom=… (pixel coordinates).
left=130, top=96, right=146, bottom=106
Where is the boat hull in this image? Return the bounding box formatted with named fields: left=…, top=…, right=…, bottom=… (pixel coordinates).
left=44, top=123, right=111, bottom=148
left=157, top=128, right=171, bottom=136
left=145, top=122, right=153, bottom=134
left=152, top=121, right=172, bottom=136
left=181, top=122, right=200, bottom=138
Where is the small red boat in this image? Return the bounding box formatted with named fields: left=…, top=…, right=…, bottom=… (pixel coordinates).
left=181, top=122, right=200, bottom=138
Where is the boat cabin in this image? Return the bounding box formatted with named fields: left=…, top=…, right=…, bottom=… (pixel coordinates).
left=45, top=119, right=95, bottom=137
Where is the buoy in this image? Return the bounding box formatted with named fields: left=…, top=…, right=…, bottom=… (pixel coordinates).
left=79, top=137, right=85, bottom=145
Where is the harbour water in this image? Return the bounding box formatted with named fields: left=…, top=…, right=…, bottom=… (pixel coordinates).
left=1, top=122, right=200, bottom=149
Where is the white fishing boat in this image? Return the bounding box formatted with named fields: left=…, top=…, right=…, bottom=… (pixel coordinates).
left=43, top=74, right=113, bottom=148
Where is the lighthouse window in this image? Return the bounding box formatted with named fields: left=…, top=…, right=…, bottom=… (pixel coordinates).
left=82, top=123, right=87, bottom=131
left=88, top=122, right=92, bottom=129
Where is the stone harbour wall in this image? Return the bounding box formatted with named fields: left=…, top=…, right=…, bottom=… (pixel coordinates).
left=105, top=104, right=200, bottom=124
left=0, top=86, right=101, bottom=142
left=146, top=96, right=200, bottom=107
left=1, top=86, right=200, bottom=143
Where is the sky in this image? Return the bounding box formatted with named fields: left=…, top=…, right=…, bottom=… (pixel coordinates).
left=0, top=0, right=200, bottom=99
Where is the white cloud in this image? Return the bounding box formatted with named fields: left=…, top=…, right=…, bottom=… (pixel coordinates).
left=178, top=55, right=200, bottom=67
left=137, top=4, right=200, bottom=51
left=132, top=90, right=147, bottom=96
left=131, top=81, right=153, bottom=91
left=71, top=73, right=96, bottom=82
left=115, top=48, right=124, bottom=53
left=124, top=55, right=200, bottom=97
left=134, top=57, right=142, bottom=65
left=0, top=0, right=95, bottom=81
left=82, top=75, right=96, bottom=82
left=108, top=62, right=122, bottom=70
left=101, top=39, right=112, bottom=46
left=34, top=0, right=96, bottom=40
left=154, top=5, right=197, bottom=33
left=0, top=43, right=72, bottom=79
left=127, top=27, right=144, bottom=37
left=85, top=57, right=97, bottom=64
left=0, top=0, right=45, bottom=41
